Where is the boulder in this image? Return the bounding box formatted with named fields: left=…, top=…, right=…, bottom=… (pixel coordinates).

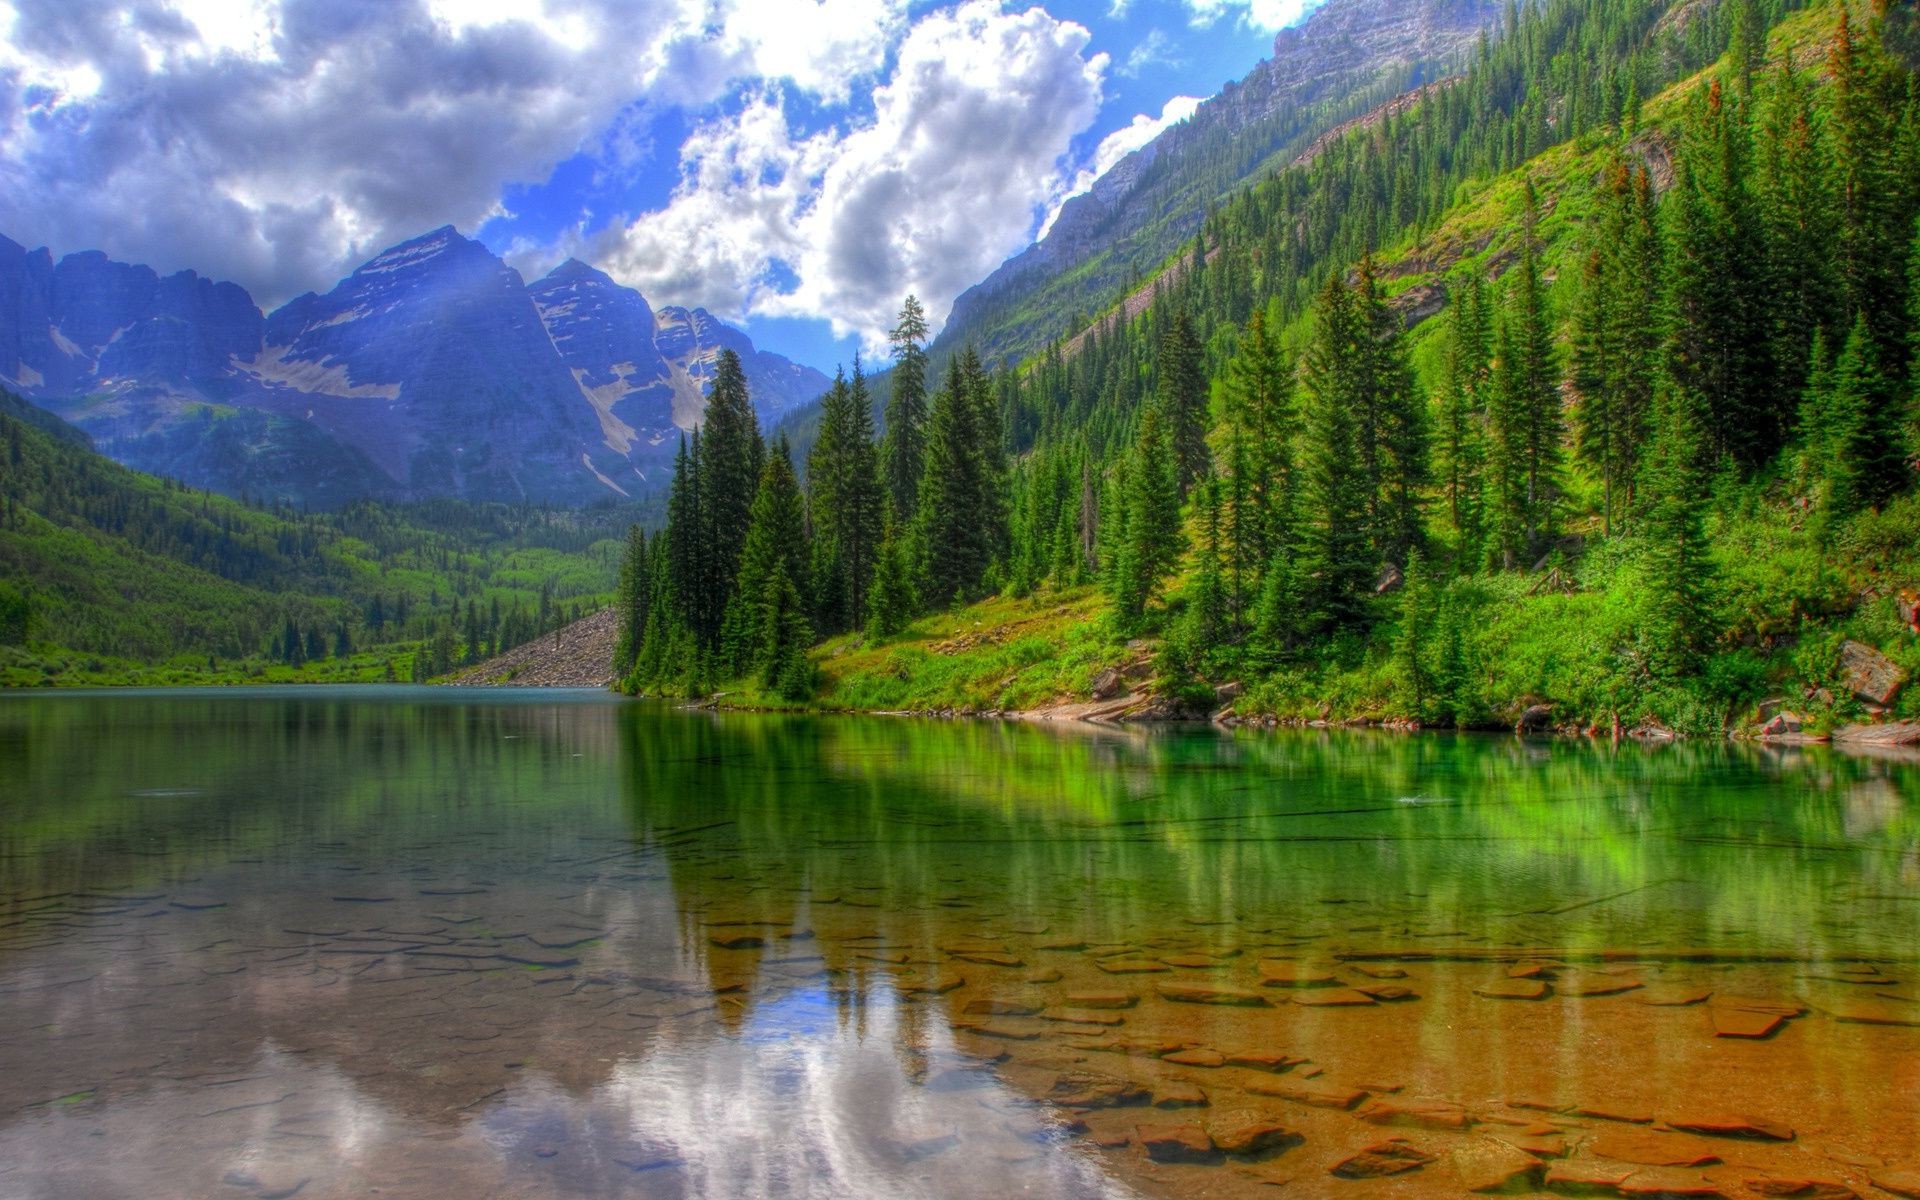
left=1833, top=720, right=1920, bottom=746
left=1091, top=667, right=1125, bottom=700
left=1840, top=640, right=1907, bottom=706
left=1375, top=563, right=1404, bottom=594
left=1517, top=704, right=1555, bottom=733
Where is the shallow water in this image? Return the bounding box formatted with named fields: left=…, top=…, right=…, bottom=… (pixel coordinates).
left=0, top=688, right=1916, bottom=1199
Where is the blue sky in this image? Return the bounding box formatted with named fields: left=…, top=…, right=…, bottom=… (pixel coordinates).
left=0, top=0, right=1318, bottom=373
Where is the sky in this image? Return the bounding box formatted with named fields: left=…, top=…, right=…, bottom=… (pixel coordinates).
left=0, top=0, right=1322, bottom=371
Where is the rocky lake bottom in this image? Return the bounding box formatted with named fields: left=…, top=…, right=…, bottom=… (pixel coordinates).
left=0, top=688, right=1915, bottom=1199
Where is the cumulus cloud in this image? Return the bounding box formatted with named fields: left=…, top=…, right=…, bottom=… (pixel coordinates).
left=0, top=0, right=906, bottom=306
left=589, top=0, right=1108, bottom=348
left=1185, top=0, right=1323, bottom=32
left=1036, top=93, right=1199, bottom=239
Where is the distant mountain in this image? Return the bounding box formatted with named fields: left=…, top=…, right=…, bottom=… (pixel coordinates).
left=0, top=228, right=829, bottom=507
left=939, top=0, right=1501, bottom=366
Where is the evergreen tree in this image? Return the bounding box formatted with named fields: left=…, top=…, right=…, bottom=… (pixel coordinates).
left=1437, top=276, right=1492, bottom=563
left=697, top=349, right=764, bottom=646
left=1296, top=275, right=1375, bottom=630
left=882, top=296, right=930, bottom=525
left=1107, top=405, right=1184, bottom=629
left=1665, top=79, right=1780, bottom=468
left=1488, top=188, right=1563, bottom=569
left=612, top=525, right=648, bottom=677
left=1392, top=546, right=1434, bottom=720
left=915, top=350, right=1004, bottom=606
left=1155, top=309, right=1210, bottom=495
left=1817, top=315, right=1909, bottom=515
left=1636, top=387, right=1714, bottom=679
left=724, top=437, right=813, bottom=685
left=1219, top=311, right=1294, bottom=625
left=1353, top=256, right=1427, bottom=564
left=866, top=520, right=917, bottom=638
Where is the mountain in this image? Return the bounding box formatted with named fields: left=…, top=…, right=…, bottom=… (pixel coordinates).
left=0, top=229, right=830, bottom=507
left=938, top=0, right=1501, bottom=366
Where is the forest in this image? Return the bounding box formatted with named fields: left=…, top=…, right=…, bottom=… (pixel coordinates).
left=0, top=393, right=626, bottom=686
left=614, top=0, right=1920, bottom=735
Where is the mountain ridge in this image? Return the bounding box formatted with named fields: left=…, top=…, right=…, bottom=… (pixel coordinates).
left=0, top=228, right=830, bottom=508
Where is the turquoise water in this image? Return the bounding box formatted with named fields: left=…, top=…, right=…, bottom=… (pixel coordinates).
left=0, top=688, right=1915, bottom=1198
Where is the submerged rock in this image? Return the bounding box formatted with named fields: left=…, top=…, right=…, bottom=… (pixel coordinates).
left=1136, top=1122, right=1218, bottom=1163
left=1452, top=1137, right=1544, bottom=1193
left=1475, top=978, right=1550, bottom=1000
left=1663, top=1113, right=1794, bottom=1142
left=1206, top=1108, right=1301, bottom=1157
left=1157, top=981, right=1268, bottom=1006
left=1332, top=1138, right=1434, bottom=1179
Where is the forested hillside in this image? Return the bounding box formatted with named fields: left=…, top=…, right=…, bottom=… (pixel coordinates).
left=0, top=390, right=625, bottom=685
left=614, top=0, right=1920, bottom=738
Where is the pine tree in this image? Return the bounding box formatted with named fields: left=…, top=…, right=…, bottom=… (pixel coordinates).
left=612, top=524, right=648, bottom=677
left=1392, top=546, right=1434, bottom=721
left=1636, top=387, right=1714, bottom=679
left=1219, top=311, right=1294, bottom=625
left=882, top=296, right=930, bottom=525
left=1297, top=274, right=1375, bottom=630
left=1819, top=315, right=1909, bottom=515
left=1108, top=405, right=1184, bottom=630
left=915, top=350, right=1004, bottom=606
left=865, top=520, right=917, bottom=639
left=1488, top=187, right=1563, bottom=569
left=1665, top=79, right=1780, bottom=468
left=698, top=348, right=764, bottom=647
left=724, top=437, right=812, bottom=684
left=1353, top=256, right=1427, bottom=565
left=1437, top=276, right=1492, bottom=563
left=1156, top=309, right=1210, bottom=495
left=1830, top=10, right=1914, bottom=365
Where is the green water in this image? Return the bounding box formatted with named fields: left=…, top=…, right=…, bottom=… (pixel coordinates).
left=0, top=688, right=1915, bottom=1199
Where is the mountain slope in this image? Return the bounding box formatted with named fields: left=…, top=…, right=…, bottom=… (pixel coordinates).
left=0, top=385, right=622, bottom=680
left=937, top=0, right=1502, bottom=367
left=0, top=230, right=830, bottom=507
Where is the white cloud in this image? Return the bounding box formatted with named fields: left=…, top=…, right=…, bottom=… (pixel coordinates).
left=1036, top=93, right=1199, bottom=239
left=0, top=0, right=907, bottom=306
left=1185, top=0, right=1321, bottom=32
left=589, top=0, right=1108, bottom=349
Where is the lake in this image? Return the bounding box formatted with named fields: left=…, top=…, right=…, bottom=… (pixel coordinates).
left=0, top=687, right=1916, bottom=1199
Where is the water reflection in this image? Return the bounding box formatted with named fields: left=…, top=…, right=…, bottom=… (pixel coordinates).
left=0, top=689, right=1915, bottom=1199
